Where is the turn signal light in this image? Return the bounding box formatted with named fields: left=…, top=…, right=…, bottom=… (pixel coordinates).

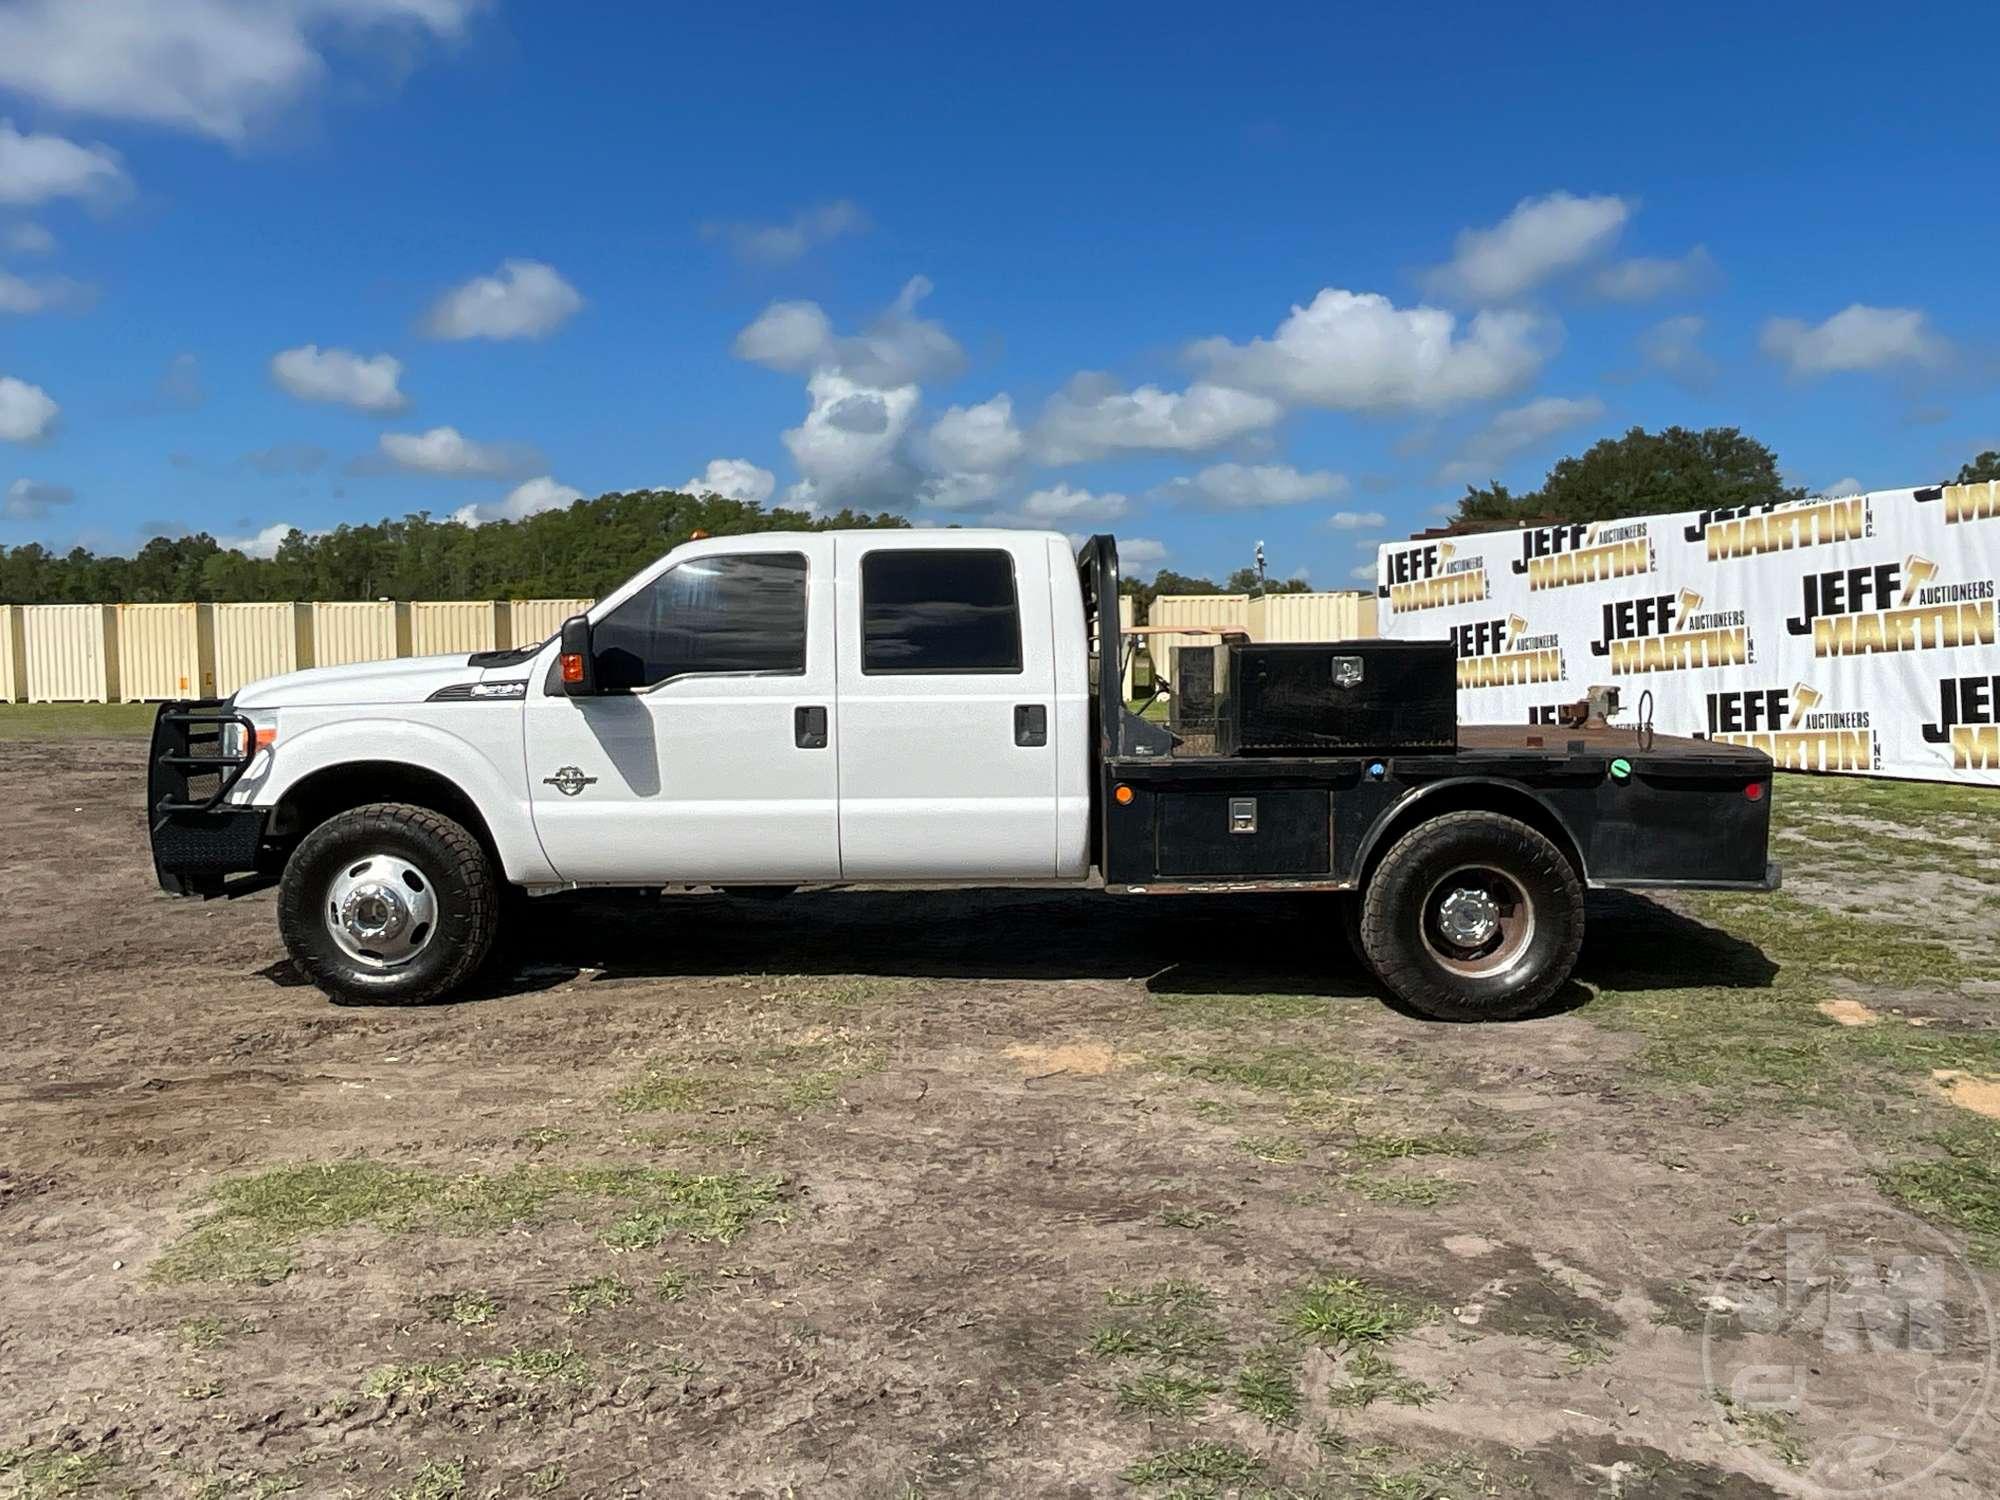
left=561, top=653, right=586, bottom=683
left=1113, top=783, right=1134, bottom=805
left=253, top=727, right=278, bottom=751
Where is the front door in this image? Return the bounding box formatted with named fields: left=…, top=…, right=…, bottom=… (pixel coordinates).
left=524, top=536, right=841, bottom=884
left=833, top=534, right=1060, bottom=878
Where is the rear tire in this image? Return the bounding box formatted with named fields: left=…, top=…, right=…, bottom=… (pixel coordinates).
left=1357, top=811, right=1583, bottom=1022
left=277, top=802, right=499, bottom=1006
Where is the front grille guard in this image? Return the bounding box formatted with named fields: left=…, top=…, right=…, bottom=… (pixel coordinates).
left=149, top=699, right=256, bottom=828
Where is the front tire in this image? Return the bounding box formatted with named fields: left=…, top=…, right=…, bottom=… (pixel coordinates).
left=1357, top=811, right=1584, bottom=1022
left=277, top=803, right=499, bottom=1006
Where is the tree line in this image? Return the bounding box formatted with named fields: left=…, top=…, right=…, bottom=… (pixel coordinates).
left=0, top=491, right=908, bottom=604
left=4, top=435, right=1994, bottom=604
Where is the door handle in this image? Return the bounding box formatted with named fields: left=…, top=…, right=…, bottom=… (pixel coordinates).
left=1014, top=703, right=1048, bottom=747
left=794, top=705, right=828, bottom=749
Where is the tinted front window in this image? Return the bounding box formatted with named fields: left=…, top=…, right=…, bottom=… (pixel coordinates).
left=594, top=553, right=807, bottom=691
left=862, top=549, right=1022, bottom=674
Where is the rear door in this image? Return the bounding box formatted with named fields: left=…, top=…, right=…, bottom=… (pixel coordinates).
left=524, top=535, right=841, bottom=884
left=834, top=534, right=1060, bottom=878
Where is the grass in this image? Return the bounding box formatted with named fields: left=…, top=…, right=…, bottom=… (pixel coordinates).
left=1289, top=1275, right=1425, bottom=1351
left=1116, top=1370, right=1219, bottom=1417
left=1236, top=1135, right=1305, bottom=1164
left=436, top=1290, right=497, bottom=1327
left=1325, top=1347, right=1435, bottom=1409
left=1343, top=1129, right=1481, bottom=1162
left=1090, top=1281, right=1227, bottom=1367
left=614, top=1037, right=881, bottom=1118
left=1717, top=1398, right=1807, bottom=1467
left=1158, top=1046, right=1367, bottom=1099
left=654, top=1266, right=704, bottom=1301
left=0, top=702, right=154, bottom=739
left=152, top=1160, right=788, bottom=1283
left=1155, top=1204, right=1230, bottom=1230
left=563, top=1274, right=631, bottom=1316
left=1877, top=1124, right=2000, bottom=1256
left=366, top=1346, right=591, bottom=1400
left=1230, top=1345, right=1301, bottom=1426
left=0, top=1447, right=118, bottom=1497
left=1121, top=1441, right=1262, bottom=1495
left=1342, top=1172, right=1464, bottom=1208
left=390, top=1459, right=466, bottom=1500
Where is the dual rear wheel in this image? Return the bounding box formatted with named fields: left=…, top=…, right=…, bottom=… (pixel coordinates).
left=1352, top=810, right=1585, bottom=1022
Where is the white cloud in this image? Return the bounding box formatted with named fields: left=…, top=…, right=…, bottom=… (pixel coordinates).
left=0, top=268, right=92, bottom=315
left=920, top=394, right=1025, bottom=474
left=1637, top=315, right=1717, bottom=391
left=421, top=259, right=583, bottom=341
left=0, top=375, right=58, bottom=441
left=681, top=458, right=775, bottom=504
left=1033, top=376, right=1280, bottom=465
left=270, top=344, right=406, bottom=412
left=452, top=475, right=584, bottom=527
left=1592, top=246, right=1715, bottom=302
left=733, top=276, right=963, bottom=387
left=1424, top=192, right=1630, bottom=302
left=1158, top=461, right=1348, bottom=510
left=1188, top=290, right=1546, bottom=413
left=218, top=521, right=299, bottom=558
left=702, top=199, right=866, bottom=265
left=1115, top=536, right=1167, bottom=578
left=915, top=470, right=1005, bottom=514
left=0, top=0, right=483, bottom=144
left=3, top=222, right=55, bottom=255
left=1437, top=395, right=1605, bottom=486
left=781, top=370, right=920, bottom=511
left=1349, top=561, right=1379, bottom=583
left=2, top=476, right=74, bottom=519
left=378, top=425, right=525, bottom=477
left=1328, top=510, right=1387, bottom=530
left=0, top=120, right=129, bottom=205
left=1019, top=483, right=1128, bottom=522
left=1759, top=304, right=1950, bottom=376
left=1820, top=476, right=1865, bottom=499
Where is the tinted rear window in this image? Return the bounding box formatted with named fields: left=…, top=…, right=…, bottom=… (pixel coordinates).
left=861, top=549, right=1022, bottom=674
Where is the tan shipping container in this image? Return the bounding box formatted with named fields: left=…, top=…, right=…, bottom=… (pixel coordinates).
left=507, top=598, right=594, bottom=647
left=0, top=605, right=25, bottom=704
left=1149, top=593, right=1251, bottom=649
left=24, top=604, right=120, bottom=702
left=1246, top=590, right=1379, bottom=642
left=1117, top=594, right=1137, bottom=700
left=213, top=603, right=314, bottom=695
left=312, top=601, right=412, bottom=667
left=409, top=600, right=508, bottom=656
left=116, top=602, right=216, bottom=700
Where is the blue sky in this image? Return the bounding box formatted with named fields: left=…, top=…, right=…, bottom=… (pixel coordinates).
left=0, top=2, right=1994, bottom=586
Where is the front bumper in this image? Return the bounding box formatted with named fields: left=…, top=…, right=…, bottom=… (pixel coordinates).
left=148, top=699, right=272, bottom=898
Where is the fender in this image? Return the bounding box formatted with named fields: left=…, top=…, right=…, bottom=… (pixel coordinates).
left=1350, top=774, right=1588, bottom=883
left=243, top=714, right=559, bottom=886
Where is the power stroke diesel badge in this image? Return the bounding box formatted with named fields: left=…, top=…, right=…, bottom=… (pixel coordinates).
left=543, top=766, right=597, bottom=797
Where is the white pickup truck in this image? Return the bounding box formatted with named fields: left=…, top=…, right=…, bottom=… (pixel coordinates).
left=149, top=530, right=1778, bottom=1021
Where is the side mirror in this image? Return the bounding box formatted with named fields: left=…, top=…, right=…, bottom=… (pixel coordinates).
left=557, top=614, right=597, bottom=696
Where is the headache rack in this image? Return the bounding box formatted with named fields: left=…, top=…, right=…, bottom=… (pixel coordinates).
left=148, top=699, right=269, bottom=896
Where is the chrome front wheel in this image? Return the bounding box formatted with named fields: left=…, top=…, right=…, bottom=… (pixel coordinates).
left=324, top=852, right=439, bottom=970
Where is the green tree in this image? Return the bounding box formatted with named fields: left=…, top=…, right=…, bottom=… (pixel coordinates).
left=1957, top=451, right=2000, bottom=485
left=0, top=490, right=910, bottom=604
left=1447, top=426, right=1803, bottom=530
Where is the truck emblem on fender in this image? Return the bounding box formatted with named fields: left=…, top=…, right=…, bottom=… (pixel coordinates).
left=543, top=766, right=597, bottom=797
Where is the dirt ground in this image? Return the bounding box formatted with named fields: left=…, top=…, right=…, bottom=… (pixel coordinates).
left=4, top=732, right=1998, bottom=1499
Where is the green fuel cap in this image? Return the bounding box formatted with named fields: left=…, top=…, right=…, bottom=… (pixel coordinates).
left=1609, top=757, right=1633, bottom=782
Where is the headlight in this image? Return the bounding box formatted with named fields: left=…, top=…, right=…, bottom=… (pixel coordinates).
left=220, top=719, right=274, bottom=761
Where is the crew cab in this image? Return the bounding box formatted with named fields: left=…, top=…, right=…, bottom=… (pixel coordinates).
left=148, top=530, right=1779, bottom=1020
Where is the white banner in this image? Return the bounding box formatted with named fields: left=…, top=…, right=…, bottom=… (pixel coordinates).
left=1375, top=480, right=2000, bottom=785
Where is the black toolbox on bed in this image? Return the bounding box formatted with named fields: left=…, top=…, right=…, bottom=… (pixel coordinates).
left=1215, top=640, right=1457, bottom=755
